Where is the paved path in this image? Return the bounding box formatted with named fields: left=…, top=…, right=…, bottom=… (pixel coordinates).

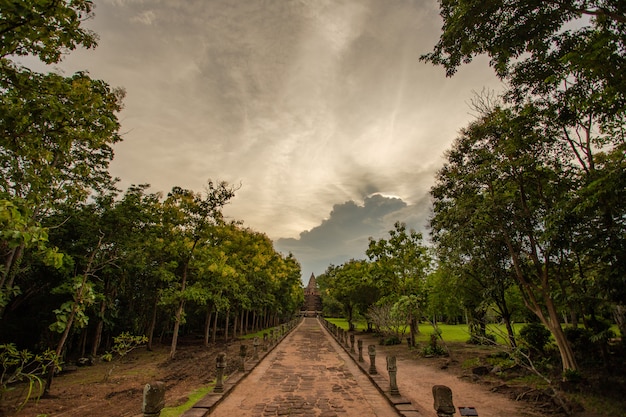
left=209, top=318, right=398, bottom=417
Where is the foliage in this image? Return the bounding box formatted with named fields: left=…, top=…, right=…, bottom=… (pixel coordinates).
left=519, top=323, right=552, bottom=354
left=422, top=331, right=447, bottom=356
left=101, top=333, right=148, bottom=362
left=0, top=0, right=97, bottom=64
left=366, top=302, right=408, bottom=341
left=425, top=0, right=626, bottom=376
left=318, top=260, right=377, bottom=328
left=0, top=344, right=59, bottom=411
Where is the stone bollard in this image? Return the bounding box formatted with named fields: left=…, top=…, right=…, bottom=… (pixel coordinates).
left=142, top=381, right=165, bottom=417
left=253, top=336, right=260, bottom=360
left=269, top=329, right=275, bottom=346
left=432, top=385, right=456, bottom=417
left=357, top=339, right=364, bottom=362
left=350, top=334, right=355, bottom=353
left=214, top=352, right=226, bottom=393
left=263, top=333, right=269, bottom=351
left=368, top=345, right=377, bottom=375
left=239, top=345, right=247, bottom=372
left=386, top=356, right=400, bottom=396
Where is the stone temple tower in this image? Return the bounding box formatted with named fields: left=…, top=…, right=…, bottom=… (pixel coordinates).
left=302, top=273, right=322, bottom=316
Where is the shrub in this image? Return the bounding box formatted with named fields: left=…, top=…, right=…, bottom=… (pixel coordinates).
left=0, top=344, right=59, bottom=411
left=380, top=336, right=402, bottom=346
left=519, top=323, right=551, bottom=353
left=422, top=332, right=447, bottom=356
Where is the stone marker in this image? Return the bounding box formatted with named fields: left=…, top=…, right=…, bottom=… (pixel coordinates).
left=214, top=352, right=226, bottom=393
left=142, top=381, right=165, bottom=417
left=459, top=406, right=479, bottom=416
left=357, top=339, right=364, bottom=362
left=368, top=345, right=377, bottom=375
left=432, top=385, right=456, bottom=417
left=263, top=333, right=268, bottom=351
left=350, top=334, right=355, bottom=353
left=253, top=336, right=260, bottom=360
left=386, top=356, right=400, bottom=396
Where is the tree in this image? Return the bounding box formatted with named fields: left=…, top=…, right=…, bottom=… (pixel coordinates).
left=366, top=222, right=431, bottom=344
left=158, top=181, right=236, bottom=359
left=423, top=1, right=626, bottom=335
left=421, top=0, right=626, bottom=89
left=0, top=0, right=124, bottom=316
left=320, top=260, right=378, bottom=330
left=431, top=104, right=586, bottom=374
left=0, top=0, right=97, bottom=64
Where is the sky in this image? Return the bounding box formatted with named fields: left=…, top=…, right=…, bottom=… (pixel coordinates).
left=34, top=0, right=503, bottom=280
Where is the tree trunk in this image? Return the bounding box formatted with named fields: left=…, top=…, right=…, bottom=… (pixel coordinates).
left=212, top=310, right=219, bottom=344
left=147, top=293, right=159, bottom=351
left=614, top=304, right=626, bottom=345
left=170, top=298, right=185, bottom=359
left=170, top=262, right=189, bottom=359
left=542, top=295, right=578, bottom=375
left=204, top=308, right=212, bottom=347
left=502, top=314, right=516, bottom=348
left=91, top=298, right=107, bottom=357
left=79, top=329, right=88, bottom=358
left=224, top=309, right=230, bottom=341
left=232, top=309, right=238, bottom=338
left=0, top=244, right=24, bottom=318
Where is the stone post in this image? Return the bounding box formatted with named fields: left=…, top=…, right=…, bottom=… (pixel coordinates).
left=239, top=345, right=247, bottom=372
left=214, top=352, right=226, bottom=393
left=357, top=339, right=364, bottom=362
left=368, top=345, right=377, bottom=375
left=263, top=333, right=268, bottom=351
left=269, top=329, right=275, bottom=346
left=386, top=356, right=400, bottom=396
left=142, top=381, right=165, bottom=417
left=350, top=334, right=355, bottom=353
left=253, top=337, right=260, bottom=360
left=432, top=385, right=456, bottom=417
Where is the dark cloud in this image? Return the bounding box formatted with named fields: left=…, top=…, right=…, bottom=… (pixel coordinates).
left=44, top=0, right=502, bottom=269
left=275, top=194, right=430, bottom=278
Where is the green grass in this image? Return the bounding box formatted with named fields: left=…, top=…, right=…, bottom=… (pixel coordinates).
left=324, top=318, right=528, bottom=345
left=160, top=384, right=214, bottom=417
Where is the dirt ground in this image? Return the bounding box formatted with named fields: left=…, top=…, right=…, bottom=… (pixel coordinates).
left=0, top=328, right=610, bottom=417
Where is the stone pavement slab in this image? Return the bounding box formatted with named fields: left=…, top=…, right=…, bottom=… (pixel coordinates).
left=208, top=318, right=399, bottom=417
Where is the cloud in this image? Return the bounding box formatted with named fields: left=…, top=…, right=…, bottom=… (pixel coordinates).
left=274, top=194, right=431, bottom=277
left=45, top=0, right=504, bottom=279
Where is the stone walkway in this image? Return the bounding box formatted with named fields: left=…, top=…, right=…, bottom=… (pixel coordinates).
left=208, top=318, right=398, bottom=417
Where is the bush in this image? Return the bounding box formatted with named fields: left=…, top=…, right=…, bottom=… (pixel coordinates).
left=564, top=327, right=593, bottom=354
left=467, top=333, right=496, bottom=345
left=519, top=323, right=551, bottom=353
left=380, top=336, right=402, bottom=346
left=422, top=332, right=447, bottom=356
left=0, top=344, right=59, bottom=411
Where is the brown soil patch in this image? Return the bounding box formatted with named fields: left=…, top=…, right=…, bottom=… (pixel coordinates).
left=2, top=339, right=245, bottom=417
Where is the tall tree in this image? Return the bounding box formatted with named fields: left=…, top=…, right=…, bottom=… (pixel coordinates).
left=158, top=181, right=235, bottom=359
left=431, top=104, right=584, bottom=374
left=0, top=0, right=124, bottom=314
left=366, top=222, right=431, bottom=342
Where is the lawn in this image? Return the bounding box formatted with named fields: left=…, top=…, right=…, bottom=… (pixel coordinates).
left=323, top=318, right=526, bottom=344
